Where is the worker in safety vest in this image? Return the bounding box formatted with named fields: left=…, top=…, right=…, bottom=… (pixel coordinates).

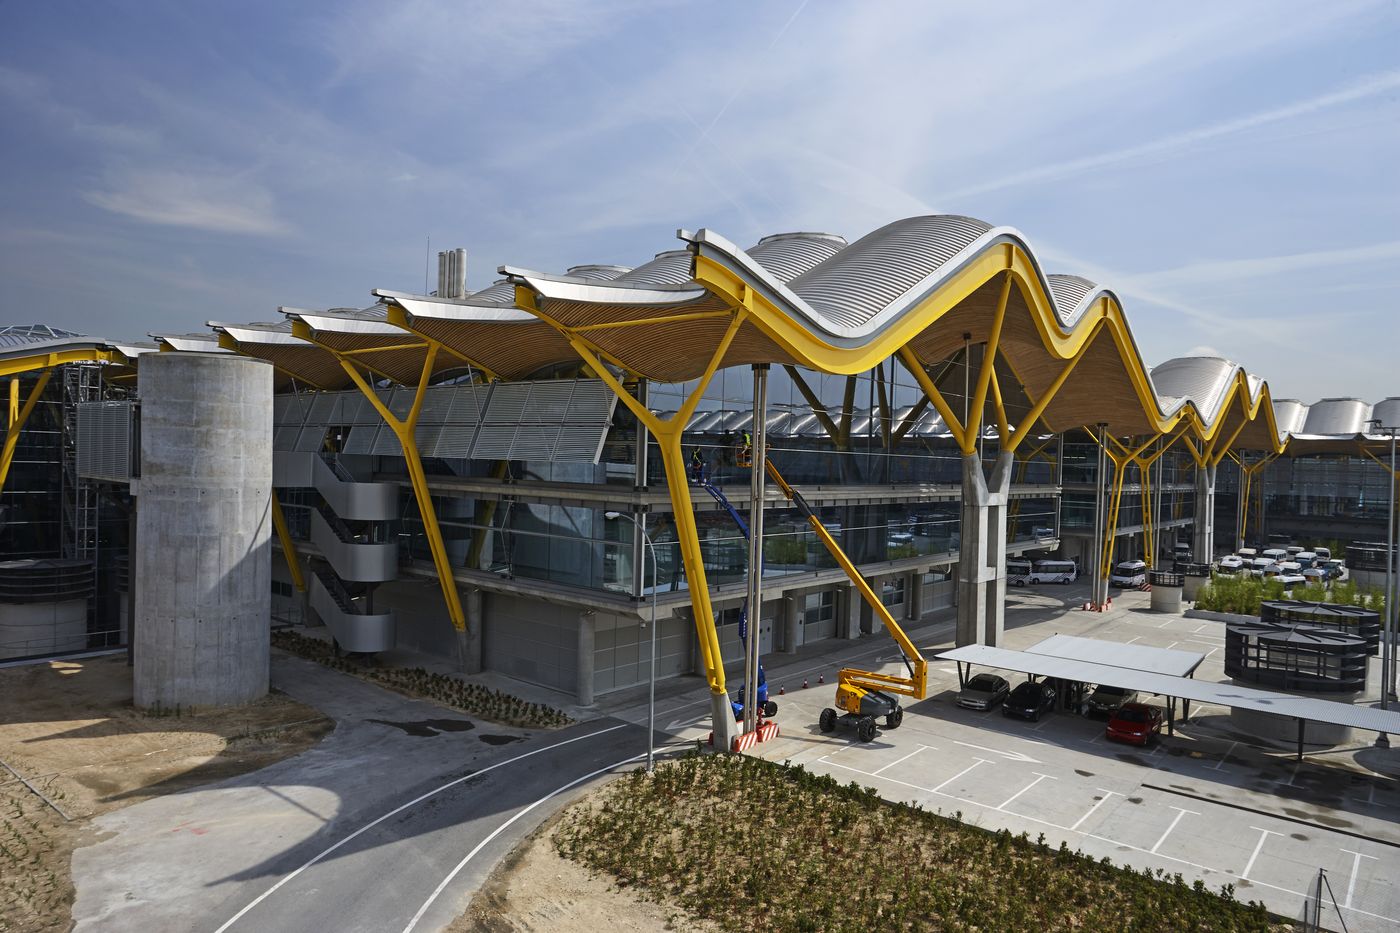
left=689, top=447, right=706, bottom=483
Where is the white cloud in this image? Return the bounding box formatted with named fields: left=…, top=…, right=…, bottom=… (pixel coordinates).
left=1119, top=240, right=1400, bottom=290
left=84, top=170, right=291, bottom=236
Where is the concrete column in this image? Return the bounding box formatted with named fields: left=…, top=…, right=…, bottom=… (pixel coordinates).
left=864, top=576, right=883, bottom=635
left=1193, top=462, right=1217, bottom=564
left=840, top=583, right=861, bottom=640
left=782, top=594, right=800, bottom=655
left=134, top=353, right=272, bottom=712
left=956, top=450, right=1014, bottom=647
left=458, top=588, right=483, bottom=674
left=576, top=609, right=595, bottom=706
left=904, top=570, right=923, bottom=622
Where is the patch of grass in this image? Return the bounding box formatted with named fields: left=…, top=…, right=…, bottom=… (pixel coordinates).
left=557, top=754, right=1278, bottom=932
left=271, top=630, right=573, bottom=729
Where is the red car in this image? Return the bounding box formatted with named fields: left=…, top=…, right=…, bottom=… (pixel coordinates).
left=1105, top=702, right=1163, bottom=746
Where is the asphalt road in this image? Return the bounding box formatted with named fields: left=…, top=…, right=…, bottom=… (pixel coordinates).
left=70, top=653, right=645, bottom=933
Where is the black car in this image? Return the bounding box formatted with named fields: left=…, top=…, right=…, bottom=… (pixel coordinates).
left=1087, top=685, right=1139, bottom=717
left=956, top=673, right=1010, bottom=711
left=1002, top=680, right=1056, bottom=721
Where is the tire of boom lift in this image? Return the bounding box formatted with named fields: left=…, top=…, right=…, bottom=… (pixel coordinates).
left=763, top=700, right=778, bottom=718
left=819, top=708, right=837, bottom=733
left=885, top=708, right=904, bottom=730
left=856, top=716, right=877, bottom=743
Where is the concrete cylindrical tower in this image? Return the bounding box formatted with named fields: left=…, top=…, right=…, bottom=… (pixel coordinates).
left=134, top=353, right=273, bottom=711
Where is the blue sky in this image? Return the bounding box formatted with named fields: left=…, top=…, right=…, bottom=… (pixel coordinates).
left=1, top=0, right=1397, bottom=403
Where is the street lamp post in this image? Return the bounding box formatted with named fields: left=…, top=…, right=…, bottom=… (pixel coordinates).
left=606, top=510, right=659, bottom=772
left=1366, top=420, right=1396, bottom=750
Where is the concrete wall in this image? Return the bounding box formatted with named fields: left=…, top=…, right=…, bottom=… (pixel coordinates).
left=133, top=353, right=273, bottom=711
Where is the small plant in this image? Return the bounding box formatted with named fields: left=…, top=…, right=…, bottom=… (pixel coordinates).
left=270, top=630, right=573, bottom=729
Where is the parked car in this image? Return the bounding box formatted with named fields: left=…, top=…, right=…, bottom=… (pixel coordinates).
left=1217, top=555, right=1245, bottom=573
left=956, top=673, right=1010, bottom=711
left=1002, top=680, right=1056, bottom=721
left=1106, top=702, right=1164, bottom=746
left=1087, top=684, right=1139, bottom=717
left=1324, top=559, right=1348, bottom=581
left=1302, top=567, right=1327, bottom=583
left=1109, top=560, right=1147, bottom=587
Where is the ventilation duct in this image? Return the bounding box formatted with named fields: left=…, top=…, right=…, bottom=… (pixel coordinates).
left=437, top=248, right=467, bottom=299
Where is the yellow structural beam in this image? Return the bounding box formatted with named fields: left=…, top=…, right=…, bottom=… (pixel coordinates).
left=334, top=344, right=468, bottom=633
left=558, top=313, right=749, bottom=700
left=0, top=371, right=53, bottom=493
left=0, top=348, right=119, bottom=379
left=270, top=496, right=306, bottom=593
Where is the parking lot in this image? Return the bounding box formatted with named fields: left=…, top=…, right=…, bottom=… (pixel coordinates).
left=656, top=583, right=1400, bottom=929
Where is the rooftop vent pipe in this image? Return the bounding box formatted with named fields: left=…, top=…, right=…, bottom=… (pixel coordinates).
left=437, top=248, right=467, bottom=299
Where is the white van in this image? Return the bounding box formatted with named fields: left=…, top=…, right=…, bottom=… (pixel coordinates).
left=1295, top=551, right=1318, bottom=569
left=1007, top=560, right=1033, bottom=586
left=1029, top=559, right=1078, bottom=585
left=1262, top=548, right=1288, bottom=563
left=1217, top=555, right=1245, bottom=573
left=1109, top=560, right=1148, bottom=587
left=1249, top=557, right=1277, bottom=578
left=1237, top=547, right=1258, bottom=561
left=1314, top=546, right=1332, bottom=561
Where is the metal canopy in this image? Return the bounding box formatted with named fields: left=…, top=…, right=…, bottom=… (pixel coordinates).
left=1025, top=634, right=1204, bottom=678
left=938, top=643, right=1400, bottom=735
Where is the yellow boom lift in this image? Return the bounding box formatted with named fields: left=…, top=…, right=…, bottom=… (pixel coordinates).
left=765, top=460, right=929, bottom=742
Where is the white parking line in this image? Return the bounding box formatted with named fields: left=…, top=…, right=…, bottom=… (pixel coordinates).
left=1193, top=624, right=1209, bottom=633
left=1240, top=827, right=1280, bottom=881
left=997, top=773, right=1056, bottom=812
left=1125, top=636, right=1142, bottom=645
left=873, top=744, right=933, bottom=776
left=813, top=757, right=1400, bottom=926
left=1339, top=849, right=1378, bottom=908
left=1149, top=807, right=1198, bottom=854
left=1166, top=641, right=1179, bottom=650
left=932, top=758, right=992, bottom=793
left=1070, top=790, right=1121, bottom=831
left=1158, top=618, right=1175, bottom=628
left=1210, top=741, right=1239, bottom=771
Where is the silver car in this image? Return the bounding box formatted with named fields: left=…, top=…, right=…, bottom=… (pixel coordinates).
left=956, top=673, right=1010, bottom=711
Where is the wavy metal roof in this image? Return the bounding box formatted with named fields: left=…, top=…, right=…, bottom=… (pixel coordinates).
left=4, top=213, right=1395, bottom=455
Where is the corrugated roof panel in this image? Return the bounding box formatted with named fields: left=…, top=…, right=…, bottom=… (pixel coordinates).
left=939, top=644, right=1400, bottom=733
left=1026, top=634, right=1203, bottom=677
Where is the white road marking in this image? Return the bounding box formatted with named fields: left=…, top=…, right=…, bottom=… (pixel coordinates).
left=212, top=723, right=630, bottom=933
left=1158, top=618, right=1175, bottom=628
left=1149, top=807, right=1198, bottom=854
left=1210, top=741, right=1239, bottom=771
left=1339, top=848, right=1378, bottom=908
left=996, top=773, right=1056, bottom=812
left=812, top=757, right=1400, bottom=926
left=402, top=751, right=643, bottom=933
left=1193, top=624, right=1209, bottom=633
left=1070, top=790, right=1121, bottom=831
left=1284, top=761, right=1302, bottom=787
left=953, top=740, right=1040, bottom=763
left=873, top=744, right=932, bottom=775
left=1125, top=636, right=1142, bottom=645
left=932, top=758, right=992, bottom=793
left=1240, top=827, right=1280, bottom=881
left=1166, top=641, right=1180, bottom=650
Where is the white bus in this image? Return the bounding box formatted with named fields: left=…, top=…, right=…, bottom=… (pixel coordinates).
left=1109, top=560, right=1148, bottom=587
left=1007, top=559, right=1033, bottom=586
left=1028, top=560, right=1078, bottom=585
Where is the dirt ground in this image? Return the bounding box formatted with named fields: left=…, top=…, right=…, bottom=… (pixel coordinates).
left=0, top=654, right=331, bottom=933
left=457, top=807, right=717, bottom=933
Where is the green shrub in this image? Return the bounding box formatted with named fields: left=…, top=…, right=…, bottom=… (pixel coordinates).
left=556, top=754, right=1275, bottom=932
left=269, top=630, right=573, bottom=728
left=1195, top=572, right=1385, bottom=617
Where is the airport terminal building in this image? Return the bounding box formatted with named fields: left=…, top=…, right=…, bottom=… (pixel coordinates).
left=1, top=216, right=1396, bottom=731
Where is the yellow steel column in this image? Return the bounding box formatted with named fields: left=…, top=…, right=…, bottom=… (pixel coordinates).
left=270, top=496, right=306, bottom=592
left=336, top=348, right=467, bottom=633
left=0, top=371, right=53, bottom=493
